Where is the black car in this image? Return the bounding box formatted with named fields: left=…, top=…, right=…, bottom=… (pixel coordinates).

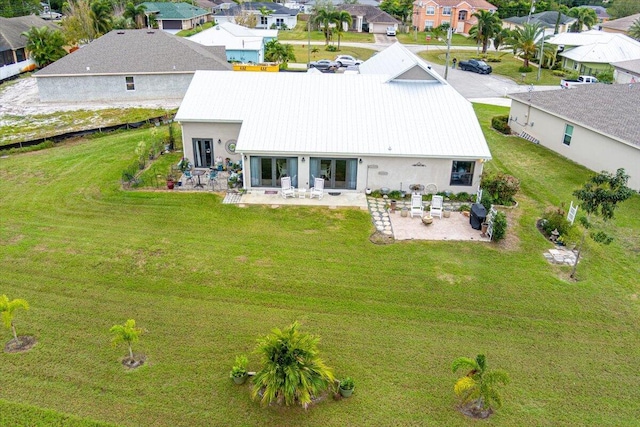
left=458, top=59, right=492, bottom=74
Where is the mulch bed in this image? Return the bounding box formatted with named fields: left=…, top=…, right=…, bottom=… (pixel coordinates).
left=121, top=355, right=146, bottom=369
left=458, top=402, right=493, bottom=419
left=4, top=336, right=37, bottom=353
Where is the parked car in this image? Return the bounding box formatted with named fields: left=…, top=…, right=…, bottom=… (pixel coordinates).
left=560, top=75, right=598, bottom=89
left=386, top=26, right=396, bottom=36
left=309, top=59, right=339, bottom=72
left=458, top=59, right=492, bottom=74
left=335, top=55, right=363, bottom=67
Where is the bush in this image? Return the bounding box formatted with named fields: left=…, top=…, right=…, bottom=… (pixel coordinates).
left=480, top=172, right=520, bottom=206
left=480, top=191, right=493, bottom=213
left=325, top=45, right=338, bottom=52
left=552, top=70, right=566, bottom=77
left=540, top=206, right=571, bottom=236
left=485, top=56, right=502, bottom=63
left=595, top=69, right=613, bottom=84
left=491, top=115, right=511, bottom=134
left=518, top=66, right=533, bottom=73
left=455, top=192, right=473, bottom=202
left=492, top=211, right=507, bottom=241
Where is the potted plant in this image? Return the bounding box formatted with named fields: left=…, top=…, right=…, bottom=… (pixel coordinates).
left=365, top=188, right=372, bottom=195
left=230, top=355, right=249, bottom=385
left=339, top=377, right=355, bottom=398
left=166, top=172, right=176, bottom=190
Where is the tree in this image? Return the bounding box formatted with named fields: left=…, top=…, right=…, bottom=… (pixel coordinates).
left=234, top=9, right=257, bottom=28
left=470, top=10, right=502, bottom=53
left=570, top=169, right=635, bottom=278
left=123, top=1, right=146, bottom=29
left=264, top=39, right=296, bottom=68
left=607, top=0, right=640, bottom=20
left=492, top=28, right=511, bottom=51
left=379, top=0, right=413, bottom=23
left=333, top=10, right=352, bottom=50
left=629, top=18, right=640, bottom=41
left=251, top=322, right=334, bottom=408
left=505, top=22, right=544, bottom=68
left=0, top=295, right=29, bottom=344
left=21, top=26, right=67, bottom=68
left=568, top=6, right=597, bottom=32
left=452, top=354, right=510, bottom=416
left=62, top=0, right=97, bottom=44
left=0, top=0, right=40, bottom=17
left=110, top=319, right=143, bottom=359
left=314, top=6, right=336, bottom=45
left=91, top=0, right=113, bottom=36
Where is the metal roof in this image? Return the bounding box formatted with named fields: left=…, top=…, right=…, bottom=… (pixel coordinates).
left=176, top=56, right=491, bottom=159
left=188, top=23, right=263, bottom=51
left=509, top=84, right=640, bottom=147
left=503, top=11, right=575, bottom=28
left=359, top=42, right=446, bottom=84
left=547, top=29, right=612, bottom=47
left=559, top=33, right=640, bottom=64
left=34, top=30, right=231, bottom=77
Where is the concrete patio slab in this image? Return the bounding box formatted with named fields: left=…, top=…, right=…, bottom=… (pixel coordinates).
left=389, top=211, right=490, bottom=242
left=238, top=190, right=368, bottom=209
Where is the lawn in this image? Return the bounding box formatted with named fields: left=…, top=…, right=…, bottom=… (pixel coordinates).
left=0, top=104, right=639, bottom=426
left=286, top=44, right=377, bottom=65
left=419, top=50, right=562, bottom=86
left=277, top=20, right=374, bottom=43
left=396, top=31, right=478, bottom=46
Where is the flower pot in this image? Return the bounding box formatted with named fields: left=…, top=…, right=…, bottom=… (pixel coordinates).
left=401, top=208, right=408, bottom=217
left=232, top=373, right=248, bottom=385
left=365, top=188, right=372, bottom=195
left=481, top=222, right=489, bottom=236
left=422, top=215, right=433, bottom=225
left=339, top=387, right=354, bottom=398
left=443, top=209, right=451, bottom=218
left=167, top=179, right=175, bottom=190
left=390, top=200, right=397, bottom=212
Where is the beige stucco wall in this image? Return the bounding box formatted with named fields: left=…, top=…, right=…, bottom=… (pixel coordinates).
left=509, top=100, right=640, bottom=190
left=180, top=122, right=243, bottom=166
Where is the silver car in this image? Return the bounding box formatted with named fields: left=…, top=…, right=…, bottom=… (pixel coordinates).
left=335, top=55, right=363, bottom=67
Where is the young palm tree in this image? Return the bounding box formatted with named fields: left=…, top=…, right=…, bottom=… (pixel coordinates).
left=452, top=354, right=509, bottom=412
left=333, top=10, right=352, bottom=50
left=252, top=322, right=334, bottom=408
left=264, top=40, right=296, bottom=69
left=21, top=26, right=67, bottom=68
left=492, top=28, right=511, bottom=51
left=505, top=22, right=544, bottom=68
left=629, top=18, right=640, bottom=41
left=91, top=0, right=113, bottom=36
left=123, top=2, right=147, bottom=29
left=568, top=7, right=598, bottom=32
left=315, top=7, right=336, bottom=45
left=470, top=10, right=502, bottom=53
left=110, top=319, right=143, bottom=359
left=0, top=295, right=29, bottom=344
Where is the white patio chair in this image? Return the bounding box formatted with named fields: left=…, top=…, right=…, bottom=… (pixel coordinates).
left=410, top=194, right=424, bottom=218
left=430, top=195, right=444, bottom=219
left=309, top=177, right=324, bottom=199
left=281, top=176, right=295, bottom=199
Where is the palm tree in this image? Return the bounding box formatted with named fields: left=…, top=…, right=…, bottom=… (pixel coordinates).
left=333, top=10, right=352, bottom=50
left=492, top=28, right=511, bottom=51
left=91, top=0, right=113, bottom=36
left=251, top=322, right=334, bottom=408
left=264, top=39, right=296, bottom=69
left=123, top=2, right=147, bottom=29
left=452, top=354, right=510, bottom=413
left=568, top=7, right=598, bottom=33
left=21, top=26, right=67, bottom=68
left=470, top=10, right=502, bottom=53
left=315, top=7, right=336, bottom=45
left=0, top=295, right=29, bottom=344
left=110, top=319, right=143, bottom=360
left=629, top=18, right=640, bottom=41
left=505, top=22, right=544, bottom=68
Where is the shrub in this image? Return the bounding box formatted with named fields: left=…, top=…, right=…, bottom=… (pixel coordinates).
left=552, top=70, right=566, bottom=77
left=325, top=45, right=338, bottom=52
left=388, top=190, right=403, bottom=199
left=518, top=66, right=533, bottom=73
left=485, top=56, right=502, bottom=63
left=492, top=211, right=507, bottom=241
left=480, top=191, right=493, bottom=213
left=459, top=204, right=471, bottom=212
left=230, top=355, right=249, bottom=378
left=480, top=172, right=520, bottom=206
left=540, top=206, right=571, bottom=236
left=455, top=192, right=471, bottom=202
left=595, top=69, right=613, bottom=84
left=339, top=377, right=355, bottom=390
left=491, top=115, right=511, bottom=134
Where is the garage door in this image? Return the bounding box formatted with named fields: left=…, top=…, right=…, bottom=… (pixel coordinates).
left=162, top=20, right=182, bottom=30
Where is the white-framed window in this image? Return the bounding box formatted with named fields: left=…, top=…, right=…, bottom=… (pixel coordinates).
left=260, top=16, right=267, bottom=25
left=424, top=20, right=434, bottom=30
left=443, top=6, right=452, bottom=15
left=563, top=124, right=574, bottom=146
left=125, top=76, right=135, bottom=91
left=426, top=6, right=435, bottom=15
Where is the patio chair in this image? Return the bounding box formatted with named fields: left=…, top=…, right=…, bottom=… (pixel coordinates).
left=430, top=195, right=443, bottom=219
left=183, top=170, right=195, bottom=186
left=410, top=194, right=424, bottom=218
left=309, top=177, right=324, bottom=199
left=208, top=169, right=218, bottom=190
left=281, top=176, right=295, bottom=199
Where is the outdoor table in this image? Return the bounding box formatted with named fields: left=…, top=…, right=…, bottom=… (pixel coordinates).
left=192, top=170, right=206, bottom=188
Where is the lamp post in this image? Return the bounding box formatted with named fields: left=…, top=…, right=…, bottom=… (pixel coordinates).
left=443, top=7, right=454, bottom=80
left=527, top=0, right=536, bottom=23
left=307, top=15, right=311, bottom=68
left=537, top=32, right=545, bottom=81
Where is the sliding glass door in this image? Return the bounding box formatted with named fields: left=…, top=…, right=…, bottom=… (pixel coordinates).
left=249, top=157, right=298, bottom=187
left=309, top=158, right=357, bottom=189
left=192, top=139, right=214, bottom=168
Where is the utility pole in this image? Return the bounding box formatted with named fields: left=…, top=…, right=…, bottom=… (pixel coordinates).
left=527, top=0, right=536, bottom=23
left=444, top=7, right=454, bottom=80
left=537, top=32, right=545, bottom=81
left=307, top=15, right=311, bottom=68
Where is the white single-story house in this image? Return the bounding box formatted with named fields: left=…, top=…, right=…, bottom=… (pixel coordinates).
left=34, top=30, right=231, bottom=102
left=509, top=84, right=640, bottom=191
left=188, top=22, right=276, bottom=63
left=213, top=2, right=298, bottom=30
left=337, top=4, right=400, bottom=34
left=547, top=30, right=640, bottom=75
left=174, top=43, right=491, bottom=194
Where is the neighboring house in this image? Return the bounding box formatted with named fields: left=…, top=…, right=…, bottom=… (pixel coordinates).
left=174, top=43, right=491, bottom=194
left=412, top=0, right=497, bottom=34
left=611, top=58, right=640, bottom=83
left=34, top=30, right=231, bottom=102
left=509, top=84, right=640, bottom=191
left=189, top=22, right=277, bottom=63
left=600, top=12, right=640, bottom=36
left=303, top=0, right=381, bottom=14
left=584, top=5, right=609, bottom=24
left=141, top=2, right=211, bottom=32
left=0, top=15, right=59, bottom=82
left=502, top=11, right=576, bottom=36
left=337, top=4, right=400, bottom=34
left=213, top=2, right=298, bottom=30
left=547, top=30, right=640, bottom=75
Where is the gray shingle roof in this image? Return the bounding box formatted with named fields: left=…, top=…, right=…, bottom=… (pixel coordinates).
left=509, top=84, right=640, bottom=147
left=34, top=29, right=231, bottom=76
left=215, top=2, right=298, bottom=16
left=141, top=2, right=210, bottom=20
left=337, top=4, right=399, bottom=24
left=0, top=15, right=60, bottom=51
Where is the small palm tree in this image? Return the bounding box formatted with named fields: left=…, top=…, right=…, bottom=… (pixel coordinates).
left=452, top=354, right=509, bottom=414
left=505, top=22, right=544, bottom=68
left=470, top=10, right=502, bottom=53
left=265, top=40, right=296, bottom=69
left=21, top=26, right=67, bottom=68
left=91, top=0, right=113, bottom=36
left=110, top=319, right=143, bottom=359
left=333, top=10, right=352, bottom=50
left=123, top=2, right=147, bottom=29
left=629, top=18, right=640, bottom=41
left=315, top=7, right=336, bottom=45
left=568, top=6, right=598, bottom=32
left=252, top=321, right=334, bottom=408
left=0, top=295, right=29, bottom=344
left=492, top=28, right=511, bottom=51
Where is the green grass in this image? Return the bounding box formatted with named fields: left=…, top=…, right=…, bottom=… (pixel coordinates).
left=278, top=21, right=374, bottom=43
left=419, top=50, right=562, bottom=86
left=0, top=104, right=638, bottom=426
left=286, top=44, right=377, bottom=64
left=396, top=31, right=478, bottom=46
left=176, top=21, right=216, bottom=37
